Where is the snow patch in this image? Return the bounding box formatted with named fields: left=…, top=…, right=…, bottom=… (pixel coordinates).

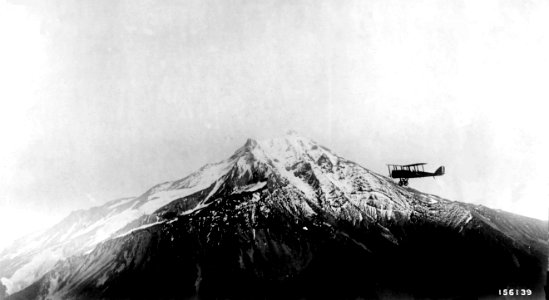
left=113, top=220, right=165, bottom=239
left=108, top=197, right=135, bottom=210
left=96, top=272, right=109, bottom=287
left=257, top=144, right=315, bottom=199
left=45, top=272, right=60, bottom=299
left=58, top=223, right=78, bottom=243
left=6, top=233, right=49, bottom=260
left=180, top=202, right=212, bottom=216
left=233, top=181, right=267, bottom=194
left=464, top=213, right=473, bottom=224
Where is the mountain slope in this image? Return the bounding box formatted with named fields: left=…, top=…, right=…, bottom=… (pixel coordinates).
left=3, top=133, right=548, bottom=299
left=0, top=142, right=239, bottom=294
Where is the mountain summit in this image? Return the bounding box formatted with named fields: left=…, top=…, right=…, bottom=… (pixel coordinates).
left=1, top=134, right=547, bottom=299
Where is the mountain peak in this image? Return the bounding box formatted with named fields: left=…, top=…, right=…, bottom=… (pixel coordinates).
left=257, top=133, right=333, bottom=162
left=243, top=138, right=258, bottom=149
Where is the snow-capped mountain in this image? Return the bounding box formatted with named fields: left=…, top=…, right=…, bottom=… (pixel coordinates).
left=1, top=132, right=547, bottom=299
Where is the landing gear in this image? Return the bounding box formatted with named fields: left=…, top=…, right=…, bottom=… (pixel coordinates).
left=398, top=178, right=409, bottom=186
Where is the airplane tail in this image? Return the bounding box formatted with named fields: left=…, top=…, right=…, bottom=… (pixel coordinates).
left=434, top=166, right=445, bottom=176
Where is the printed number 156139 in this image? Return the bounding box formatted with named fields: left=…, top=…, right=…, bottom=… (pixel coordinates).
left=498, top=289, right=532, bottom=296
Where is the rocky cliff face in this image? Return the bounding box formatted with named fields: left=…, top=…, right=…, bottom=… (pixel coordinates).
left=2, top=133, right=547, bottom=299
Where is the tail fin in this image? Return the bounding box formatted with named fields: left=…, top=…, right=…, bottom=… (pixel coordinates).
left=434, top=166, right=445, bottom=176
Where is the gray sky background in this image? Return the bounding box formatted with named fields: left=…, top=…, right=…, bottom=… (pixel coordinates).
left=1, top=0, right=548, bottom=249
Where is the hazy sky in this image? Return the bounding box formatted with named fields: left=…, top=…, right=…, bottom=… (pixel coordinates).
left=1, top=0, right=548, bottom=249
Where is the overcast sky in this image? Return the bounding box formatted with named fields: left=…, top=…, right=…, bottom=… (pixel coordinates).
left=1, top=0, right=548, bottom=249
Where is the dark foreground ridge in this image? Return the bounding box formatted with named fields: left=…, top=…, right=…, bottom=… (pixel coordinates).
left=3, top=134, right=548, bottom=300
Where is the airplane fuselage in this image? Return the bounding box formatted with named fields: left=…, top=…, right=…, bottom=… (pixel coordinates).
left=391, top=170, right=438, bottom=179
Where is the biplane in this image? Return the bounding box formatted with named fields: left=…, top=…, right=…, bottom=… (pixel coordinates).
left=387, top=163, right=445, bottom=186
